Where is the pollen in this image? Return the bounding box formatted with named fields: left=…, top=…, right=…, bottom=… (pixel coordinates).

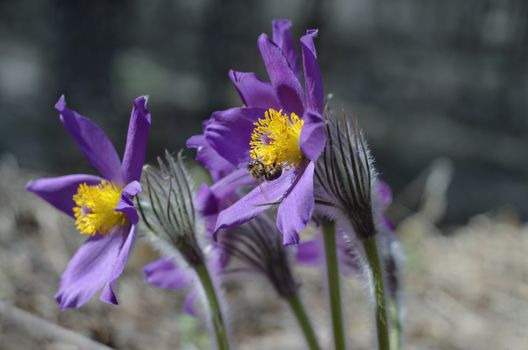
left=250, top=109, right=304, bottom=168
left=73, top=181, right=126, bottom=235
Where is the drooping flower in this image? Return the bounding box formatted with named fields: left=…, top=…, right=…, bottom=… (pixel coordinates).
left=217, top=214, right=300, bottom=298
left=191, top=19, right=326, bottom=245
left=26, top=95, right=151, bottom=309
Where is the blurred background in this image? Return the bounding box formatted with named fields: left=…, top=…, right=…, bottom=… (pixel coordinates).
left=0, top=0, right=527, bottom=349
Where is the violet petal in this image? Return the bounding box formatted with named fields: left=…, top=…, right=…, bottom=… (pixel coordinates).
left=215, top=169, right=296, bottom=232
left=183, top=287, right=198, bottom=316
left=55, top=232, right=123, bottom=309
left=205, top=107, right=265, bottom=166
left=300, top=29, right=324, bottom=113
left=300, top=111, right=326, bottom=162
left=228, top=70, right=280, bottom=109
left=187, top=134, right=234, bottom=180
left=143, top=258, right=194, bottom=290
left=272, top=19, right=301, bottom=79
left=56, top=95, right=123, bottom=183
left=99, top=225, right=137, bottom=305
left=296, top=239, right=322, bottom=265
left=26, top=174, right=104, bottom=217
left=277, top=162, right=315, bottom=245
left=258, top=34, right=305, bottom=116
left=121, top=96, right=151, bottom=183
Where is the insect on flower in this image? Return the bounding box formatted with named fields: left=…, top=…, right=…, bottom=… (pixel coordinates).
left=190, top=20, right=328, bottom=245
left=247, top=159, right=283, bottom=181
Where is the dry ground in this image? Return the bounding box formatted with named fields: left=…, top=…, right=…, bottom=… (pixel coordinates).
left=0, top=157, right=526, bottom=350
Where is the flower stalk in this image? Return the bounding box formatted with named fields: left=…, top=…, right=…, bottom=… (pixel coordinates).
left=322, top=220, right=346, bottom=350
left=286, top=293, right=320, bottom=350
left=363, top=237, right=390, bottom=350
left=138, top=152, right=231, bottom=350
left=389, top=300, right=402, bottom=350
left=194, top=263, right=230, bottom=350
left=217, top=216, right=319, bottom=349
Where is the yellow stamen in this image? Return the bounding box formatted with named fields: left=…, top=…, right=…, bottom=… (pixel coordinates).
left=249, top=109, right=304, bottom=168
left=73, top=181, right=126, bottom=235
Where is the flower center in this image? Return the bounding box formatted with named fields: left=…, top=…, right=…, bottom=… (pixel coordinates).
left=249, top=109, right=304, bottom=168
left=73, top=181, right=126, bottom=235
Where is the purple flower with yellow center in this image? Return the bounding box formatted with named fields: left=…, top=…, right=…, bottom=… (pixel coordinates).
left=26, top=95, right=151, bottom=309
left=197, top=19, right=326, bottom=245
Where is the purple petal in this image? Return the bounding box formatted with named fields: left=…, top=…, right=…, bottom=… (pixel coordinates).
left=215, top=170, right=296, bottom=232
left=121, top=96, right=151, bottom=183
left=26, top=174, right=104, bottom=217
left=195, top=184, right=220, bottom=235
left=296, top=239, right=322, bottom=265
left=115, top=198, right=138, bottom=224
left=300, top=111, right=326, bottom=162
left=55, top=232, right=123, bottom=309
left=187, top=134, right=234, bottom=180
left=100, top=226, right=137, bottom=305
left=205, top=107, right=265, bottom=166
left=228, top=70, right=280, bottom=109
left=208, top=167, right=255, bottom=201
left=300, top=30, right=324, bottom=113
left=272, top=19, right=301, bottom=79
left=122, top=180, right=141, bottom=197
left=56, top=96, right=123, bottom=183
left=115, top=181, right=141, bottom=224
left=277, top=162, right=315, bottom=245
left=195, top=184, right=218, bottom=216
left=258, top=34, right=305, bottom=116
left=377, top=180, right=393, bottom=209
left=196, top=170, right=255, bottom=235
left=183, top=287, right=198, bottom=316
left=143, top=258, right=194, bottom=290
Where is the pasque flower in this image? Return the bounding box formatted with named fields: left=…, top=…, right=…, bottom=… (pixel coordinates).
left=192, top=19, right=326, bottom=245
left=26, top=95, right=150, bottom=309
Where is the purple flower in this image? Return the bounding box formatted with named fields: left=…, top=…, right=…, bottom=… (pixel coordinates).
left=143, top=247, right=225, bottom=317
left=143, top=258, right=197, bottom=316
left=26, top=95, right=151, bottom=309
left=192, top=19, right=326, bottom=245
left=296, top=231, right=362, bottom=276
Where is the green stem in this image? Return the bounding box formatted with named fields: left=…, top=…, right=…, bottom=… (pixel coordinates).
left=286, top=293, right=321, bottom=350
left=363, top=237, right=391, bottom=350
left=389, top=299, right=402, bottom=350
left=194, top=263, right=230, bottom=350
left=322, top=221, right=346, bottom=350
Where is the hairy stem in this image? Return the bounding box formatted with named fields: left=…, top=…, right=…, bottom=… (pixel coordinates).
left=389, top=299, right=402, bottom=350
left=194, top=263, right=230, bottom=350
left=322, top=221, right=346, bottom=350
left=286, top=293, right=321, bottom=350
left=363, top=237, right=391, bottom=350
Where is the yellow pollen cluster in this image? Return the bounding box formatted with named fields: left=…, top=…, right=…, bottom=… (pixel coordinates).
left=73, top=181, right=126, bottom=235
left=249, top=109, right=304, bottom=168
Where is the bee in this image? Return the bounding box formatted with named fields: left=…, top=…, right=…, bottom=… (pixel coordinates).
left=247, top=159, right=283, bottom=181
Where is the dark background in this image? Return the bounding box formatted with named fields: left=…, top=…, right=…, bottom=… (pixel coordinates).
left=1, top=0, right=527, bottom=224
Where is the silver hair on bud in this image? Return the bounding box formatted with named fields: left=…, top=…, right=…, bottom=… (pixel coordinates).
left=137, top=151, right=203, bottom=265
left=314, top=113, right=378, bottom=240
